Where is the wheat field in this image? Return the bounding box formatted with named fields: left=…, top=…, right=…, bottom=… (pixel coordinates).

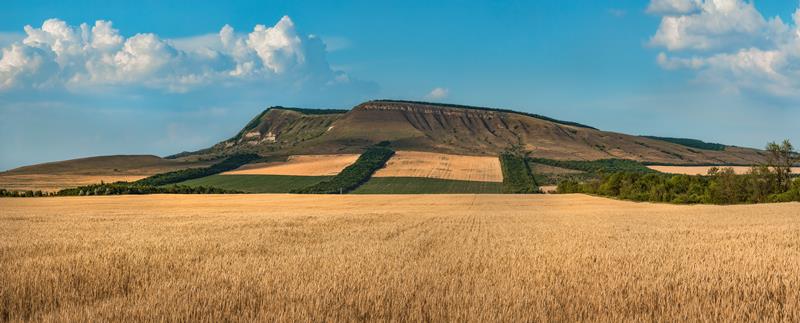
left=223, top=154, right=360, bottom=176
left=1, top=194, right=799, bottom=322
left=373, top=151, right=503, bottom=182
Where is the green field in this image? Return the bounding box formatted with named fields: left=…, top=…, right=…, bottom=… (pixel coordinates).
left=178, top=175, right=331, bottom=193
left=351, top=177, right=503, bottom=194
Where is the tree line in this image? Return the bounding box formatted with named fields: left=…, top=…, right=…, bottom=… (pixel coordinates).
left=57, top=182, right=242, bottom=196
left=557, top=140, right=799, bottom=204
left=291, top=145, right=395, bottom=194
left=135, top=154, right=261, bottom=186
left=500, top=145, right=539, bottom=193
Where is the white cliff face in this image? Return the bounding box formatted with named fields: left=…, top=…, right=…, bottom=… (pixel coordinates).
left=237, top=130, right=277, bottom=146
left=263, top=132, right=276, bottom=143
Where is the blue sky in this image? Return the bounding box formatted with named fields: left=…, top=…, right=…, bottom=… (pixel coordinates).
left=1, top=0, right=799, bottom=170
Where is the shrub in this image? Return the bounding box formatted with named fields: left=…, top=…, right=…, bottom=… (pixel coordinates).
left=556, top=167, right=798, bottom=205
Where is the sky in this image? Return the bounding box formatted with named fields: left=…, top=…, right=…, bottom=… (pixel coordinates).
left=1, top=0, right=799, bottom=170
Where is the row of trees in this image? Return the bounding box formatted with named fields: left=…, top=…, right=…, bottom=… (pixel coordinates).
left=291, top=146, right=395, bottom=194
left=0, top=189, right=52, bottom=198
left=500, top=145, right=539, bottom=193
left=558, top=140, right=799, bottom=204
left=57, top=182, right=242, bottom=196
left=136, top=154, right=261, bottom=186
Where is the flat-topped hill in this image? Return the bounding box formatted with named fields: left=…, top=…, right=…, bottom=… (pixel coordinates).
left=181, top=100, right=765, bottom=165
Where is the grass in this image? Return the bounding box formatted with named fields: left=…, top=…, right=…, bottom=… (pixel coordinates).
left=352, top=177, right=503, bottom=194
left=178, top=174, right=331, bottom=193
left=529, top=158, right=654, bottom=174
left=1, top=194, right=799, bottom=321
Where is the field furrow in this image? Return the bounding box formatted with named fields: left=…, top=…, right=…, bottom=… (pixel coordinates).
left=1, top=195, right=799, bottom=321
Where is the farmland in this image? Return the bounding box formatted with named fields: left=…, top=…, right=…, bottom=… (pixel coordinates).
left=223, top=154, right=359, bottom=176
left=2, top=194, right=799, bottom=321
left=352, top=177, right=503, bottom=194
left=178, top=175, right=332, bottom=193
left=372, top=151, right=503, bottom=182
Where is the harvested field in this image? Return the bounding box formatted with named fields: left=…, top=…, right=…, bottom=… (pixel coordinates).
left=1, top=194, right=799, bottom=321
left=0, top=174, right=148, bottom=192
left=223, top=154, right=359, bottom=176
left=373, top=151, right=502, bottom=182
left=648, top=165, right=800, bottom=175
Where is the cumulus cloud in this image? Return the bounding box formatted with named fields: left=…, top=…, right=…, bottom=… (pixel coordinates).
left=425, top=87, right=449, bottom=100
left=649, top=0, right=800, bottom=99
left=0, top=16, right=359, bottom=94
left=646, top=0, right=700, bottom=15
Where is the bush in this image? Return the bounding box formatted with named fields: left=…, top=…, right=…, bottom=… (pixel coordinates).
left=500, top=153, right=539, bottom=193
left=291, top=147, right=394, bottom=194
left=556, top=168, right=798, bottom=205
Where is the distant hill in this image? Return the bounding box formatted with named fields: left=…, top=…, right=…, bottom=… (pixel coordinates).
left=175, top=100, right=765, bottom=165
left=5, top=100, right=769, bottom=178
left=2, top=155, right=209, bottom=175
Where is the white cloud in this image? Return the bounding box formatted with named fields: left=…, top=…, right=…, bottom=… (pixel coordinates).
left=649, top=0, right=775, bottom=51
left=649, top=0, right=800, bottom=100
left=425, top=87, right=449, bottom=100
left=0, top=16, right=357, bottom=93
left=646, top=0, right=700, bottom=15
left=0, top=32, right=24, bottom=48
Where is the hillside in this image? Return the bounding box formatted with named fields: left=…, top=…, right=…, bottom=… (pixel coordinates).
left=2, top=155, right=210, bottom=175
left=0, top=155, right=212, bottom=192
left=179, top=100, right=765, bottom=165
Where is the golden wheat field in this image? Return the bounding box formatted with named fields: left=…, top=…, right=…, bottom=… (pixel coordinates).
left=223, top=154, right=360, bottom=176
left=1, top=194, right=799, bottom=322
left=373, top=151, right=503, bottom=182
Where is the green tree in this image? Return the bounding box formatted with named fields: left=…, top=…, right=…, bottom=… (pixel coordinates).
left=765, top=139, right=798, bottom=191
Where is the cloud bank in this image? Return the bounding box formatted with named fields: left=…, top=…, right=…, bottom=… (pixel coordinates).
left=649, top=0, right=800, bottom=99
left=0, top=16, right=362, bottom=94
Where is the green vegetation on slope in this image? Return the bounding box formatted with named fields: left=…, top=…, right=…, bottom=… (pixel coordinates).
left=179, top=175, right=331, bottom=193
left=291, top=147, right=394, bottom=194
left=136, top=154, right=261, bottom=186
left=643, top=136, right=726, bottom=151
left=374, top=99, right=597, bottom=130
left=352, top=177, right=503, bottom=194
left=529, top=158, right=654, bottom=174
left=500, top=153, right=539, bottom=193
left=225, top=106, right=348, bottom=143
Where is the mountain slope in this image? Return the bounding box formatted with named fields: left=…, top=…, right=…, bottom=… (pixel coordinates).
left=186, top=100, right=765, bottom=164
